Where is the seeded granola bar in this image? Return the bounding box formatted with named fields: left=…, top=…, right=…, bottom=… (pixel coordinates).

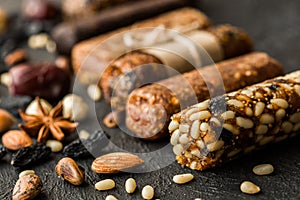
left=126, top=52, right=283, bottom=140
left=101, top=24, right=253, bottom=106
left=169, top=70, right=300, bottom=170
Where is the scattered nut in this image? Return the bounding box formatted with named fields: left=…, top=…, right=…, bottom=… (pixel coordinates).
left=0, top=72, right=12, bottom=87
left=12, top=174, right=43, bottom=200
left=142, top=185, right=154, bottom=200
left=4, top=49, right=27, bottom=66
left=240, top=181, right=261, bottom=194
left=19, top=170, right=35, bottom=178
left=55, top=157, right=85, bottom=186
left=79, top=129, right=90, bottom=140
left=55, top=56, right=70, bottom=74
left=95, top=179, right=115, bottom=191
left=46, top=140, right=63, bottom=152
left=62, top=94, right=89, bottom=121
left=25, top=98, right=52, bottom=115
left=91, top=152, right=144, bottom=174
left=46, top=40, right=57, bottom=53
left=2, top=130, right=32, bottom=151
left=106, top=195, right=118, bottom=200
left=87, top=84, right=102, bottom=101
left=0, top=109, right=16, bottom=132
left=28, top=33, right=50, bottom=49
left=173, top=173, right=194, bottom=184
left=253, top=164, right=274, bottom=175
left=125, top=178, right=137, bottom=194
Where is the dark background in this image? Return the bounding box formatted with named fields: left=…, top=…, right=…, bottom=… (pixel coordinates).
left=1, top=0, right=300, bottom=199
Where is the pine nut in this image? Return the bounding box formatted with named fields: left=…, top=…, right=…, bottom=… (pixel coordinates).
left=206, top=140, right=224, bottom=152
left=240, top=181, right=261, bottom=194
left=227, top=99, right=244, bottom=107
left=236, top=117, right=254, bottom=129
left=105, top=195, right=118, bottom=200
left=19, top=170, right=35, bottom=178
left=95, top=179, right=115, bottom=191
left=46, top=140, right=63, bottom=152
left=170, top=129, right=180, bottom=145
left=199, top=122, right=209, bottom=132
left=179, top=134, right=190, bottom=144
left=179, top=124, right=189, bottom=133
left=221, top=111, right=235, bottom=120
left=260, top=114, right=274, bottom=124
left=270, top=98, right=288, bottom=109
left=189, top=111, right=211, bottom=121
left=290, top=113, right=300, bottom=123
left=254, top=102, right=265, bottom=116
left=253, top=164, right=274, bottom=175
left=173, top=173, right=194, bottom=184
left=190, top=121, right=200, bottom=139
left=168, top=120, right=179, bottom=132
left=173, top=144, right=184, bottom=156
left=141, top=185, right=154, bottom=200
left=125, top=178, right=136, bottom=194
left=87, top=84, right=102, bottom=101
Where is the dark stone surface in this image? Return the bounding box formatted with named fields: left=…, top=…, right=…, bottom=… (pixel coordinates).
left=1, top=0, right=300, bottom=199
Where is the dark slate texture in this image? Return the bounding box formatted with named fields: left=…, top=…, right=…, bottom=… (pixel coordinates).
left=1, top=0, right=300, bottom=199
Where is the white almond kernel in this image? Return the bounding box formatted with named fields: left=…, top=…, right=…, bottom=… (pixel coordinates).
left=19, top=170, right=35, bottom=178
left=253, top=164, right=274, bottom=175
left=141, top=185, right=154, bottom=200
left=240, top=181, right=261, bottom=194
left=125, top=178, right=136, bottom=194
left=95, top=179, right=115, bottom=191
left=173, top=173, right=194, bottom=184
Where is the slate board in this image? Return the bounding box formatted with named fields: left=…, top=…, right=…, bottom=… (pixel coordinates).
left=0, top=0, right=300, bottom=199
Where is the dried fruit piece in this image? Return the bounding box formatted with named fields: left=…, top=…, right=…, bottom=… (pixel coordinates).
left=125, top=178, right=137, bottom=194
left=172, top=173, right=194, bottom=184
left=252, top=164, right=274, bottom=175
left=11, top=143, right=51, bottom=167
left=2, top=130, right=32, bottom=151
left=55, top=157, right=85, bottom=186
left=91, top=152, right=144, bottom=174
left=63, top=130, right=109, bottom=158
left=12, top=174, right=43, bottom=200
left=240, top=181, right=261, bottom=194
left=0, top=109, right=16, bottom=133
left=95, top=179, right=115, bottom=191
left=141, top=185, right=154, bottom=200
left=0, top=144, right=7, bottom=159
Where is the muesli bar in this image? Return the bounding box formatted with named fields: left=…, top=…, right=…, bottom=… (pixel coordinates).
left=169, top=71, right=300, bottom=170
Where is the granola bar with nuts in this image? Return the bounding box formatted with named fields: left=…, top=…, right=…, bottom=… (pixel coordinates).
left=169, top=70, right=300, bottom=170
left=126, top=52, right=283, bottom=140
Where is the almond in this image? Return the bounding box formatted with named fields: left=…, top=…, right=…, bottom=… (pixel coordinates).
left=2, top=130, right=32, bottom=150
left=0, top=109, right=16, bottom=133
left=91, top=152, right=144, bottom=174
left=55, top=157, right=85, bottom=186
left=12, top=174, right=43, bottom=200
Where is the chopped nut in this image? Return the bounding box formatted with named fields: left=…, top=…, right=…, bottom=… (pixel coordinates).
left=125, top=178, right=137, bottom=194
left=141, top=185, right=154, bottom=200
left=55, top=157, right=85, bottom=186
left=95, top=179, right=115, bottom=191
left=19, top=170, right=35, bottom=178
left=173, top=173, right=194, bottom=184
left=240, top=181, right=260, bottom=194
left=253, top=164, right=274, bottom=175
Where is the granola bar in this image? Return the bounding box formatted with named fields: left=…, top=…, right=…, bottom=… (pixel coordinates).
left=169, top=70, right=300, bottom=170
left=126, top=52, right=283, bottom=140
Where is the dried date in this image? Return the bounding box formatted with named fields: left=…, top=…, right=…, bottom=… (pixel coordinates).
left=63, top=130, right=110, bottom=158
left=11, top=143, right=51, bottom=167
left=0, top=144, right=7, bottom=159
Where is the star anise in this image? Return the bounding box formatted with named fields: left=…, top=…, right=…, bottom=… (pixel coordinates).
left=19, top=97, right=78, bottom=143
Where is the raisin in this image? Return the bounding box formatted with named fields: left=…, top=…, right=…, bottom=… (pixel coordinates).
left=11, top=143, right=51, bottom=167
left=0, top=144, right=7, bottom=159
left=63, top=130, right=110, bottom=158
